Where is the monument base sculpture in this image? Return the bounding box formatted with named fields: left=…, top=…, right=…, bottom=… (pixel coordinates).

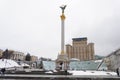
left=56, top=54, right=69, bottom=71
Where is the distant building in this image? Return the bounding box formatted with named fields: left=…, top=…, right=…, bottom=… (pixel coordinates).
left=0, top=49, right=39, bottom=62
left=11, top=51, right=25, bottom=61
left=39, top=57, right=52, bottom=61
left=104, top=48, right=120, bottom=71
left=0, top=49, right=3, bottom=58
left=31, top=55, right=38, bottom=61
left=66, top=37, right=94, bottom=61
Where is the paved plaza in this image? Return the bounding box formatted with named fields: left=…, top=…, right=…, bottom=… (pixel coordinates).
left=0, top=74, right=120, bottom=80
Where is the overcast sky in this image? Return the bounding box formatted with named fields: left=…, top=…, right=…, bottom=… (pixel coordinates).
left=0, top=0, right=120, bottom=59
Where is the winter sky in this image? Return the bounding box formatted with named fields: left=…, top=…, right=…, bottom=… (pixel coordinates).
left=0, top=0, right=120, bottom=59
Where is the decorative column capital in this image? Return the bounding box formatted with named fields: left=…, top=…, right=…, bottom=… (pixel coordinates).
left=60, top=13, right=65, bottom=20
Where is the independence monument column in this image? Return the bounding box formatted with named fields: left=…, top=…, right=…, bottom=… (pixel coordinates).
left=60, top=5, right=66, bottom=54
left=56, top=5, right=69, bottom=71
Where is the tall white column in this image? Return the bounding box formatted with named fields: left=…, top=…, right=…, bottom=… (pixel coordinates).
left=60, top=5, right=66, bottom=54
left=61, top=17, right=65, bottom=54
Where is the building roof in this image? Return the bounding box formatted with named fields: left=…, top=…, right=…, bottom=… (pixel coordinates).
left=72, top=37, right=87, bottom=41
left=0, top=59, right=20, bottom=68
left=42, top=60, right=107, bottom=71
left=43, top=61, right=56, bottom=70
left=69, top=60, right=107, bottom=70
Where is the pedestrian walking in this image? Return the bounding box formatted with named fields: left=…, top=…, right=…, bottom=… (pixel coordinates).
left=1, top=68, right=6, bottom=75
left=116, top=68, right=119, bottom=76
left=65, top=69, right=68, bottom=75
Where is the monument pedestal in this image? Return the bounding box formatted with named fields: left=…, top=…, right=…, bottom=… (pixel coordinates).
left=56, top=54, right=69, bottom=71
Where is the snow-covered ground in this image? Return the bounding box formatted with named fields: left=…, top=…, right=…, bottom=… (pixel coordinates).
left=68, top=70, right=117, bottom=76
left=20, top=63, right=30, bottom=67
left=45, top=70, right=117, bottom=76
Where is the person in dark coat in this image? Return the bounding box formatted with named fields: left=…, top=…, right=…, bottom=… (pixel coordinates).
left=1, top=68, right=6, bottom=75
left=116, top=68, right=119, bottom=76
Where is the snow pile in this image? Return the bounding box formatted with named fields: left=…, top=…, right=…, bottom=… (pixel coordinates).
left=94, top=60, right=102, bottom=63
left=19, top=63, right=30, bottom=68
left=69, top=70, right=117, bottom=76
left=20, top=63, right=30, bottom=67
left=0, top=59, right=20, bottom=68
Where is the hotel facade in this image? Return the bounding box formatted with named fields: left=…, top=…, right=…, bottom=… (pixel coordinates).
left=66, top=37, right=94, bottom=61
